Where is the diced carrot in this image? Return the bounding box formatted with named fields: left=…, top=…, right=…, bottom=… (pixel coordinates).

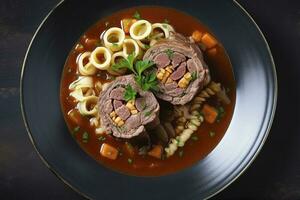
left=68, top=109, right=82, bottom=124
left=202, top=104, right=218, bottom=124
left=201, top=33, right=218, bottom=49
left=191, top=30, right=203, bottom=43
left=206, top=47, right=217, bottom=56
left=148, top=145, right=163, bottom=159
left=124, top=142, right=135, bottom=157
left=100, top=143, right=118, bottom=160
left=121, top=18, right=137, bottom=34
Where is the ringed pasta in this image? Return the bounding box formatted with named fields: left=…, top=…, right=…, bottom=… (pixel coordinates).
left=122, top=38, right=140, bottom=58
left=69, top=76, right=93, bottom=90
left=151, top=23, right=171, bottom=39
left=70, top=88, right=95, bottom=102
left=90, top=47, right=112, bottom=70
left=107, top=51, right=127, bottom=75
left=78, top=96, right=98, bottom=116
left=129, top=20, right=152, bottom=40
left=77, top=52, right=97, bottom=75
left=103, top=27, right=125, bottom=52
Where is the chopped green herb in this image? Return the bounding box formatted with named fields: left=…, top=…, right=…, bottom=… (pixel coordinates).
left=216, top=106, right=225, bottom=122
left=73, top=126, right=80, bottom=132
left=191, top=72, right=197, bottom=81
left=191, top=135, right=198, bottom=141
left=124, top=85, right=137, bottom=102
left=144, top=44, right=150, bottom=49
left=105, top=21, right=109, bottom=27
left=165, top=49, right=174, bottom=59
left=112, top=43, right=118, bottom=47
left=98, top=136, right=106, bottom=141
left=178, top=150, right=184, bottom=157
left=144, top=110, right=152, bottom=117
left=127, top=158, right=133, bottom=164
left=112, top=53, right=158, bottom=91
left=209, top=131, right=216, bottom=137
left=141, top=100, right=147, bottom=110
left=163, top=18, right=169, bottom=24
left=162, top=24, right=168, bottom=29
left=82, top=131, right=89, bottom=143
left=133, top=11, right=141, bottom=20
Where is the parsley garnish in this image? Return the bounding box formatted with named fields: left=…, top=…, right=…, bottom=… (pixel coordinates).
left=165, top=49, right=174, bottom=59
left=191, top=72, right=197, bottom=81
left=133, top=11, right=141, bottom=20
left=112, top=43, right=118, bottom=47
left=98, top=136, right=106, bottom=141
left=191, top=135, right=198, bottom=141
left=163, top=18, right=169, bottom=24
left=144, top=110, right=152, bottom=117
left=216, top=106, right=225, bottom=122
left=127, top=158, right=133, bottom=164
left=82, top=132, right=89, bottom=143
left=209, top=131, right=216, bottom=137
left=124, top=85, right=137, bottom=102
left=144, top=44, right=150, bottom=49
left=112, top=53, right=158, bottom=91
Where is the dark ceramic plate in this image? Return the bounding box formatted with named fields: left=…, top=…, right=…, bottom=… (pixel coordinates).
left=20, top=0, right=277, bottom=199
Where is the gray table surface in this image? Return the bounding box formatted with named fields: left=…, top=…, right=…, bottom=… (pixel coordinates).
left=1, top=0, right=300, bottom=199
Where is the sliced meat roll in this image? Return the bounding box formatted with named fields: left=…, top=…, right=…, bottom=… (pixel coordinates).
left=143, top=32, right=210, bottom=105
left=98, top=75, right=160, bottom=138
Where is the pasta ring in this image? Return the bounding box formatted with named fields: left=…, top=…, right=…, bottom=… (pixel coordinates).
left=77, top=52, right=97, bottom=75
left=69, top=76, right=93, bottom=90
left=129, top=20, right=152, bottom=40
left=151, top=23, right=171, bottom=39
left=78, top=96, right=98, bottom=116
left=122, top=38, right=140, bottom=58
left=103, top=27, right=125, bottom=52
left=107, top=51, right=127, bottom=75
left=90, top=47, right=112, bottom=70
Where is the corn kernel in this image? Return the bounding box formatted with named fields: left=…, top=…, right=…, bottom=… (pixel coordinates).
left=110, top=111, right=116, bottom=118
left=166, top=78, right=173, bottom=83
left=115, top=116, right=121, bottom=123
left=184, top=72, right=192, bottom=80
left=117, top=120, right=124, bottom=126
left=131, top=109, right=138, bottom=115
left=126, top=102, right=135, bottom=110
left=165, top=66, right=173, bottom=73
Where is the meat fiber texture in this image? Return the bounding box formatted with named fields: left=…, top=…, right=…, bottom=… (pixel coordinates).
left=98, top=75, right=160, bottom=138
left=143, top=32, right=210, bottom=105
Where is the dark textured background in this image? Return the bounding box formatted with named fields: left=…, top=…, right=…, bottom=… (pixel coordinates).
left=1, top=0, right=300, bottom=199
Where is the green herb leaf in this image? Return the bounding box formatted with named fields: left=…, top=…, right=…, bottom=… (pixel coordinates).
left=135, top=60, right=155, bottom=76
left=127, top=158, right=133, bottom=164
left=163, top=18, right=169, bottom=24
left=133, top=11, right=141, bottom=20
left=191, top=135, right=198, bottom=141
left=124, top=85, right=137, bottom=102
left=165, top=49, right=174, bottom=59
left=98, top=136, right=106, bottom=141
left=144, top=110, right=152, bottom=117
left=191, top=72, right=197, bottom=81
left=82, top=131, right=89, bottom=143
left=73, top=126, right=80, bottom=132
left=209, top=131, right=216, bottom=137
left=216, top=106, right=225, bottom=122
left=112, top=53, right=135, bottom=73
left=144, top=44, right=150, bottom=49
left=112, top=43, right=118, bottom=47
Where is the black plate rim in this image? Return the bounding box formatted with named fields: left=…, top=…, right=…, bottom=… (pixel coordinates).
left=19, top=0, right=278, bottom=199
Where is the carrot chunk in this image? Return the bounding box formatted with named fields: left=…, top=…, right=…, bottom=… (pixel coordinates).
left=191, top=30, right=203, bottom=43
left=121, top=18, right=137, bottom=34
left=201, top=33, right=218, bottom=49
left=100, top=143, right=118, bottom=160
left=148, top=145, right=163, bottom=159
left=202, top=104, right=218, bottom=124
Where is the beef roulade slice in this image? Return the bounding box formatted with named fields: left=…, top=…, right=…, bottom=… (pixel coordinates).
left=143, top=32, right=210, bottom=105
